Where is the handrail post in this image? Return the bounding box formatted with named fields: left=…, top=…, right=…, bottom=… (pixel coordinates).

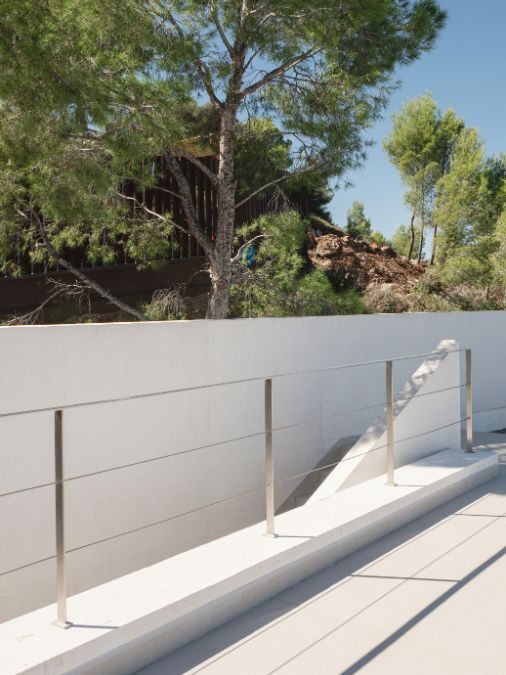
left=264, top=379, right=276, bottom=537
left=466, top=349, right=473, bottom=453
left=386, top=361, right=395, bottom=486
left=54, top=410, right=71, bottom=627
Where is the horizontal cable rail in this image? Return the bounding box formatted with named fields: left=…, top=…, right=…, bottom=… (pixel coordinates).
left=64, top=429, right=267, bottom=484
left=2, top=417, right=468, bottom=572
left=272, top=384, right=469, bottom=435
left=0, top=480, right=56, bottom=500
left=269, top=400, right=386, bottom=434
left=273, top=418, right=467, bottom=488
left=0, top=554, right=57, bottom=578
left=65, top=481, right=268, bottom=555
left=394, top=383, right=466, bottom=404
left=3, top=345, right=504, bottom=627
left=1, top=399, right=504, bottom=501
left=0, top=348, right=465, bottom=420
left=474, top=404, right=506, bottom=415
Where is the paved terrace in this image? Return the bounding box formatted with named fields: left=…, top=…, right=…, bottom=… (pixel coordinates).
left=139, top=434, right=506, bottom=675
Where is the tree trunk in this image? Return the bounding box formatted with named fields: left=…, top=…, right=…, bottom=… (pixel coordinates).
left=207, top=261, right=231, bottom=320
left=407, top=208, right=416, bottom=259
left=430, top=224, right=438, bottom=265
left=417, top=228, right=424, bottom=263
left=417, top=210, right=425, bottom=264
left=206, top=105, right=238, bottom=319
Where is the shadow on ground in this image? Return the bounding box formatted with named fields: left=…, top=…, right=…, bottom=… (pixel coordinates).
left=137, top=464, right=506, bottom=675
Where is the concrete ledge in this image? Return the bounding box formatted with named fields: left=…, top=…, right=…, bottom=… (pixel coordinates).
left=1, top=448, right=499, bottom=675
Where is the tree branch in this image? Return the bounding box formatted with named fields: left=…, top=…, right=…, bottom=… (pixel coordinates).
left=165, top=152, right=214, bottom=255
left=31, top=211, right=149, bottom=321
left=231, top=234, right=268, bottom=264
left=116, top=192, right=190, bottom=238
left=165, top=10, right=224, bottom=111
left=235, top=164, right=323, bottom=210
left=243, top=44, right=263, bottom=73
left=211, top=2, right=234, bottom=58
left=2, top=286, right=69, bottom=325
left=172, top=144, right=219, bottom=186
left=155, top=185, right=183, bottom=202
left=239, top=47, right=321, bottom=97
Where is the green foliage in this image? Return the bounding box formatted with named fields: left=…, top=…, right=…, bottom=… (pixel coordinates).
left=0, top=102, right=178, bottom=276
left=346, top=201, right=372, bottom=240
left=494, top=209, right=506, bottom=295
left=229, top=211, right=363, bottom=318
left=0, top=1, right=156, bottom=116
left=385, top=93, right=506, bottom=310
left=433, top=134, right=505, bottom=299
left=296, top=272, right=364, bottom=317
left=391, top=224, right=421, bottom=258
left=434, top=128, right=486, bottom=259
left=407, top=268, right=497, bottom=312
left=370, top=231, right=390, bottom=247
left=344, top=203, right=389, bottom=248
left=0, top=0, right=190, bottom=280
left=384, top=92, right=464, bottom=260
left=243, top=0, right=446, bottom=178
left=143, top=288, right=187, bottom=321
left=166, top=0, right=447, bottom=189
left=234, top=119, right=291, bottom=196
left=151, top=0, right=446, bottom=204
left=183, top=105, right=335, bottom=218
left=0, top=0, right=447, bottom=319
left=384, top=93, right=462, bottom=178
left=438, top=238, right=498, bottom=289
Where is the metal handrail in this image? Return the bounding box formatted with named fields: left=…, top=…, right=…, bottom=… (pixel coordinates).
left=0, top=383, right=480, bottom=502
left=0, top=345, right=478, bottom=628
left=0, top=416, right=472, bottom=581
left=0, top=347, right=464, bottom=420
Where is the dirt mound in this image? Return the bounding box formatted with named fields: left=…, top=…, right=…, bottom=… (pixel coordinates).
left=307, top=233, right=425, bottom=290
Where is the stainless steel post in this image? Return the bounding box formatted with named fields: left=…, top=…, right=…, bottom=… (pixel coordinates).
left=54, top=410, right=71, bottom=627
left=265, top=379, right=276, bottom=537
left=466, top=349, right=473, bottom=453
left=386, top=361, right=395, bottom=486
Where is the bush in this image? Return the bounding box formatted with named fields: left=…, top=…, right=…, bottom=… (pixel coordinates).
left=229, top=211, right=364, bottom=318
left=363, top=284, right=409, bottom=314
left=407, top=268, right=498, bottom=312
left=143, top=286, right=186, bottom=321
left=294, top=271, right=364, bottom=316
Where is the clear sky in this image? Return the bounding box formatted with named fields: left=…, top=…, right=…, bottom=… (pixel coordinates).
left=329, top=0, right=506, bottom=237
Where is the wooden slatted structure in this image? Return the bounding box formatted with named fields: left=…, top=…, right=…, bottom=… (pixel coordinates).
left=7, top=154, right=309, bottom=278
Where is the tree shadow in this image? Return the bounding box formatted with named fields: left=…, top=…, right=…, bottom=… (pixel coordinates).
left=137, top=469, right=506, bottom=674
left=339, top=545, right=505, bottom=674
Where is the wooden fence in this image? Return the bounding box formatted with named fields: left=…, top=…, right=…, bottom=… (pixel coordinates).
left=9, top=155, right=310, bottom=277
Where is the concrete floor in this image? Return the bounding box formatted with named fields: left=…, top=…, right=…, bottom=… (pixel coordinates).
left=138, top=456, right=506, bottom=674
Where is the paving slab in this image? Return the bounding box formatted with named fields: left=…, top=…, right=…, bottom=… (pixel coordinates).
left=138, top=465, right=506, bottom=675
left=0, top=448, right=498, bottom=675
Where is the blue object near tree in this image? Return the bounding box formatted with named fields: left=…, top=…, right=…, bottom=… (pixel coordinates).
left=242, top=244, right=256, bottom=269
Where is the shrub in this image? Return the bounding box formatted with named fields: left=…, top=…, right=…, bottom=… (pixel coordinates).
left=230, top=211, right=364, bottom=318
left=143, top=286, right=186, bottom=321
left=293, top=271, right=364, bottom=317
left=363, top=284, right=409, bottom=314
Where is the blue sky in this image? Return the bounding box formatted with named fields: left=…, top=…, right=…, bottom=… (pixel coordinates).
left=328, top=0, right=506, bottom=237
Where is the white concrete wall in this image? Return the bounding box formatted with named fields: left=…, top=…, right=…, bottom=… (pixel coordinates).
left=311, top=340, right=462, bottom=499
left=0, top=311, right=505, bottom=621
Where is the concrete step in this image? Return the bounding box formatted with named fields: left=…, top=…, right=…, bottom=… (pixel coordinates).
left=1, top=448, right=499, bottom=675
